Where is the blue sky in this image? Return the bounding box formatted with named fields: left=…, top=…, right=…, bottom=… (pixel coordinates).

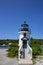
left=0, top=0, right=43, bottom=39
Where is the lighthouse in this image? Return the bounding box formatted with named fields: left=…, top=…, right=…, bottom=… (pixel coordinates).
left=18, top=21, right=32, bottom=64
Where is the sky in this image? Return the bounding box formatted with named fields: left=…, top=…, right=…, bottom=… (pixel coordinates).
left=0, top=0, right=43, bottom=39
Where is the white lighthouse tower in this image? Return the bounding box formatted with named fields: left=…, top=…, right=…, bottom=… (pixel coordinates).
left=18, top=22, right=32, bottom=65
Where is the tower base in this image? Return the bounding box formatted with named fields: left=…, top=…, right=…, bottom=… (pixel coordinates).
left=18, top=59, right=33, bottom=65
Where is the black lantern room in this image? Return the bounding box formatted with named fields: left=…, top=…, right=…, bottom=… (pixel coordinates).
left=20, top=21, right=29, bottom=31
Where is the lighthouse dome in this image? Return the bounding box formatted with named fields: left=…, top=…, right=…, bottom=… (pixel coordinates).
left=20, top=21, right=29, bottom=31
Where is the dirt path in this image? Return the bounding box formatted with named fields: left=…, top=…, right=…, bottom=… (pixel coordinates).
left=34, top=57, right=43, bottom=65
left=0, top=49, right=18, bottom=65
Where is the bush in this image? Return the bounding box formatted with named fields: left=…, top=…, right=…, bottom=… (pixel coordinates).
left=7, top=43, right=19, bottom=58
left=30, top=38, right=41, bottom=57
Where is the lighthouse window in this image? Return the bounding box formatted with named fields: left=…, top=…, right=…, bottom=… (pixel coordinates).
left=24, top=33, right=26, bottom=37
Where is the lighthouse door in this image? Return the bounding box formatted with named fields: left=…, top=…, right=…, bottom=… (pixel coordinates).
left=23, top=40, right=27, bottom=48
left=23, top=40, right=27, bottom=58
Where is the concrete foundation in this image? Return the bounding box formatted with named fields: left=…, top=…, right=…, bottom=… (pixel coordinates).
left=18, top=59, right=33, bottom=65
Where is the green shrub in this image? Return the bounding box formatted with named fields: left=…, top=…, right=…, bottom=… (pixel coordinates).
left=30, top=38, right=41, bottom=57
left=7, top=43, right=19, bottom=58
